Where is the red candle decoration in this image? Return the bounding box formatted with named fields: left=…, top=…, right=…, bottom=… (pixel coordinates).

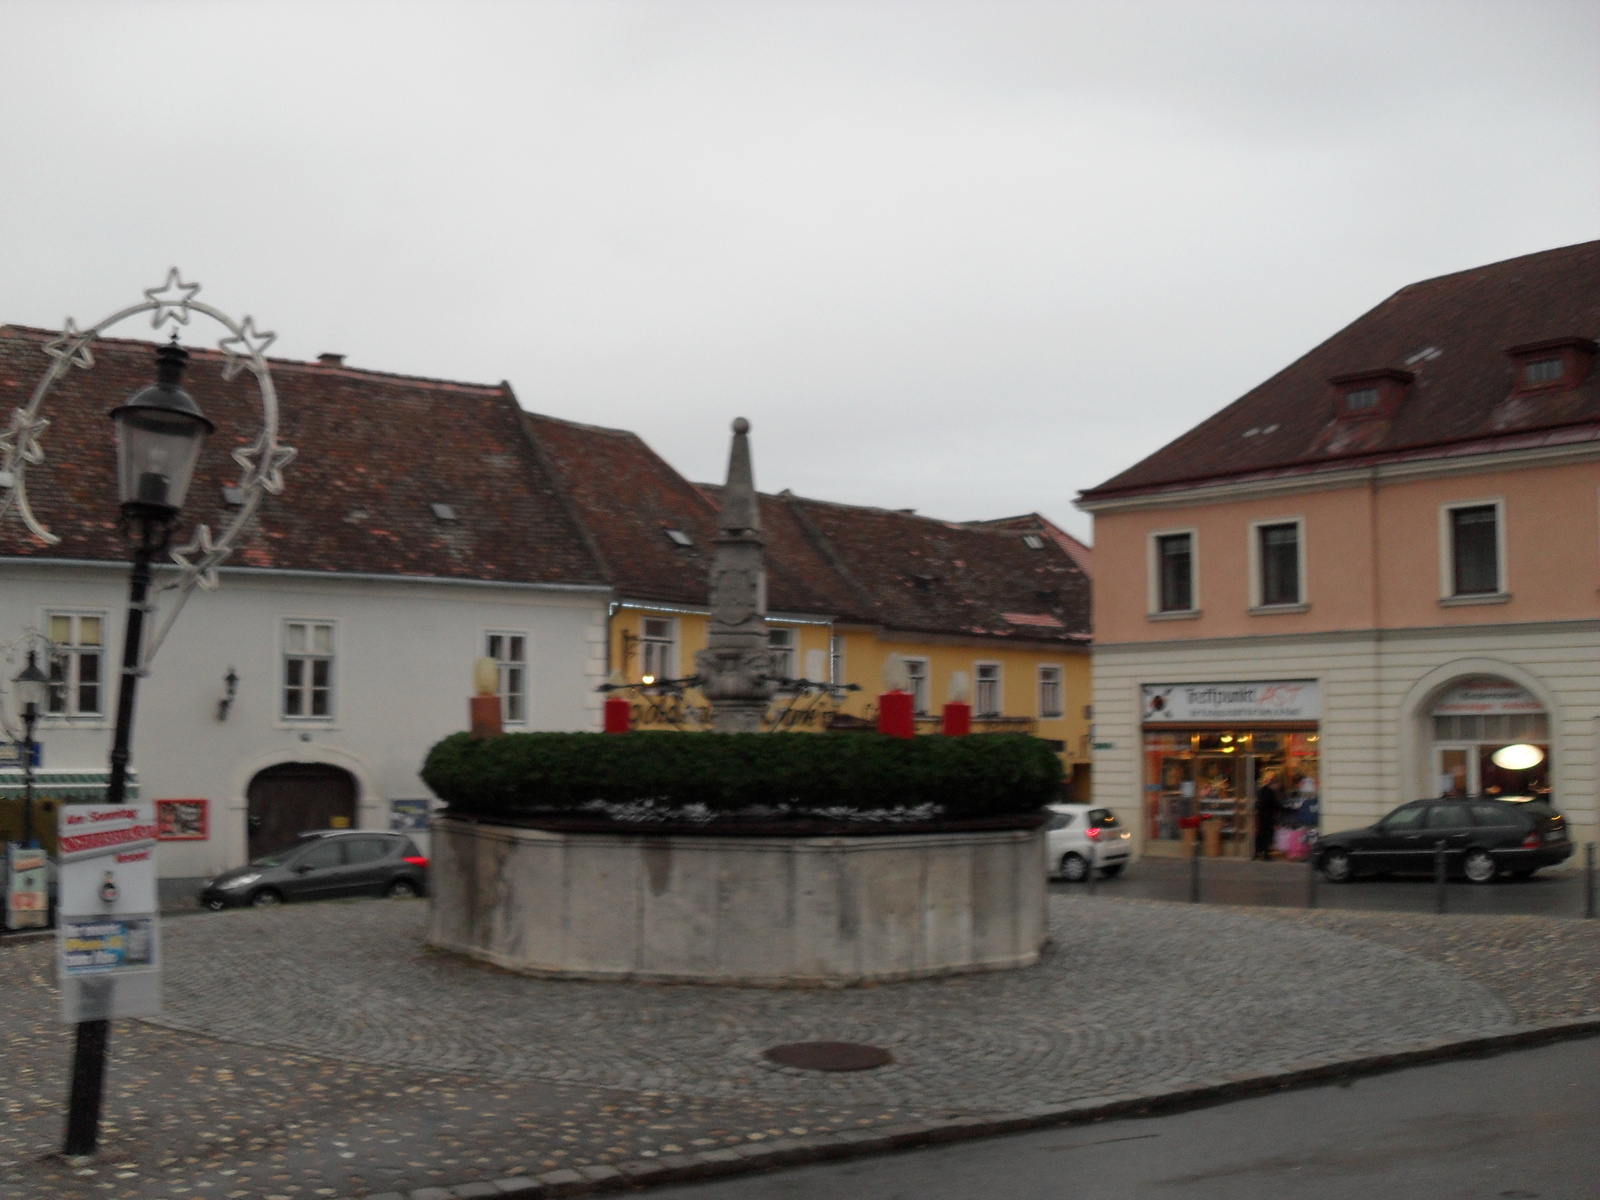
left=603, top=694, right=632, bottom=734
left=469, top=694, right=503, bottom=740
left=877, top=689, right=915, bottom=738
left=941, top=701, right=971, bottom=736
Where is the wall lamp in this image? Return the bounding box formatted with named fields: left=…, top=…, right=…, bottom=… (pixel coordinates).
left=217, top=666, right=239, bottom=722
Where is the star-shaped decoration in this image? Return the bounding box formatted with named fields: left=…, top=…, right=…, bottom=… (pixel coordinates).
left=0, top=408, right=50, bottom=466
left=232, top=435, right=298, bottom=495
left=144, top=268, right=201, bottom=330
left=42, top=318, right=95, bottom=370
left=169, top=523, right=228, bottom=590
left=218, top=316, right=277, bottom=381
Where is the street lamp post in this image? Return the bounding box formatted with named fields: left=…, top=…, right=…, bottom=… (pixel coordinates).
left=62, top=337, right=214, bottom=1158
left=11, top=648, right=49, bottom=846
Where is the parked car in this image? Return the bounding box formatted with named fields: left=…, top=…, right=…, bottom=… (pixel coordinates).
left=199, top=830, right=429, bottom=910
left=1046, top=803, right=1132, bottom=881
left=1316, top=797, right=1571, bottom=884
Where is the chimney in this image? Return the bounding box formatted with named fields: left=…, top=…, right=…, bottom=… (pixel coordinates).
left=318, top=353, right=345, bottom=367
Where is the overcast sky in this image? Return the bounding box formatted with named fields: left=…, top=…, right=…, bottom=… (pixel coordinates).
left=3, top=1, right=1596, bottom=540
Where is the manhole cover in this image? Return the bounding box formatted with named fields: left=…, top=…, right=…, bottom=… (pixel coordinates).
left=763, top=1041, right=894, bottom=1071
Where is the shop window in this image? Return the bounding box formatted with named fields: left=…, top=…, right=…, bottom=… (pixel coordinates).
left=485, top=631, right=526, bottom=724
left=45, top=612, right=104, bottom=718
left=1447, top=503, right=1501, bottom=596
left=767, top=627, right=796, bottom=680
left=1154, top=532, right=1194, bottom=613
left=974, top=663, right=1001, bottom=717
left=1038, top=665, right=1063, bottom=718
left=640, top=618, right=675, bottom=683
left=1430, top=676, right=1547, bottom=801
left=904, top=657, right=930, bottom=714
left=282, top=620, right=334, bottom=719
left=1255, top=521, right=1302, bottom=607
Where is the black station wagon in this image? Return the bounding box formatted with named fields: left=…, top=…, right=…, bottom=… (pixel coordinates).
left=1316, top=797, right=1571, bottom=884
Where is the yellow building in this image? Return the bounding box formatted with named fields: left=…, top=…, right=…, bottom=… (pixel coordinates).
left=524, top=412, right=1092, bottom=791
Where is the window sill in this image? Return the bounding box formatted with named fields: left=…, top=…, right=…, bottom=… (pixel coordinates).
left=1439, top=592, right=1511, bottom=607
left=1249, top=602, right=1310, bottom=615
left=1147, top=609, right=1202, bottom=622
left=274, top=720, right=340, bottom=731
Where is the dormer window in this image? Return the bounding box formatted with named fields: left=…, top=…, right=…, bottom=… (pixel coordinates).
left=664, top=528, right=693, bottom=547
left=1328, top=368, right=1414, bottom=420
left=1506, top=337, right=1597, bottom=396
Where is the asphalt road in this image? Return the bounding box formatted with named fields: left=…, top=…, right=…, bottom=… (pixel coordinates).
left=644, top=1036, right=1600, bottom=1200
left=1054, top=854, right=1598, bottom=918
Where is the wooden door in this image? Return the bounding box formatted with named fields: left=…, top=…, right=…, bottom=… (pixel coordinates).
left=246, top=763, right=358, bottom=860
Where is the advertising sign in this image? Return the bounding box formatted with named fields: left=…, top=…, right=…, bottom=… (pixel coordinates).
left=56, top=803, right=160, bottom=1023
left=0, top=741, right=42, bottom=768
left=390, top=798, right=431, bottom=833
left=1431, top=678, right=1543, bottom=717
left=1142, top=680, right=1321, bottom=724
left=155, top=799, right=208, bottom=840
left=6, top=843, right=49, bottom=929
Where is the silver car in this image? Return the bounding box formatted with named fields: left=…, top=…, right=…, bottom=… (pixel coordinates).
left=1046, top=803, right=1132, bottom=882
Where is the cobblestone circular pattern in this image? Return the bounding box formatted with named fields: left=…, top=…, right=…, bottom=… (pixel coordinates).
left=151, top=895, right=1516, bottom=1115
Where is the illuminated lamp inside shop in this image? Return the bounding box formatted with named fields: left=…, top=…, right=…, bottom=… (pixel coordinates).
left=1220, top=734, right=1233, bottom=743
left=641, top=674, right=656, bottom=685
left=1491, top=743, right=1545, bottom=771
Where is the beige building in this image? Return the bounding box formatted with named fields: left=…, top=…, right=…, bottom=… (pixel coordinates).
left=1078, top=241, right=1600, bottom=855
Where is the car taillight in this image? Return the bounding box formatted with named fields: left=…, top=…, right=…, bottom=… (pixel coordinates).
left=1085, top=828, right=1101, bottom=840
left=404, top=856, right=429, bottom=867
left=1520, top=832, right=1541, bottom=849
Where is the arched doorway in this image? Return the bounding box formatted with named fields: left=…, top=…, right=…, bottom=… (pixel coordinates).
left=246, top=762, right=358, bottom=859
left=1430, top=676, right=1550, bottom=802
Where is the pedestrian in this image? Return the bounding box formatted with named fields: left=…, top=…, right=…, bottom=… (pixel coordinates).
left=1254, top=772, right=1282, bottom=860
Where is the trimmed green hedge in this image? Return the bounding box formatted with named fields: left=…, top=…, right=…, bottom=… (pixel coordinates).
left=422, top=732, right=1061, bottom=823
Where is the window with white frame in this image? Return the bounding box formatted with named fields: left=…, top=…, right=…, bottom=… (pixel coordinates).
left=903, top=657, right=929, bottom=714
left=282, top=620, right=334, bottom=719
left=829, top=635, right=845, bottom=686
left=1038, top=665, right=1063, bottom=718
left=767, top=627, right=796, bottom=680
left=485, top=632, right=526, bottom=724
left=1153, top=531, right=1195, bottom=613
left=1256, top=521, right=1302, bottom=606
left=1447, top=503, right=1501, bottom=596
left=975, top=663, right=1001, bottom=717
left=640, top=617, right=675, bottom=682
left=46, top=612, right=104, bottom=718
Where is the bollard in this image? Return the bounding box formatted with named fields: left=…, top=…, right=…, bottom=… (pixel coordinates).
left=1086, top=839, right=1097, bottom=896
left=1190, top=835, right=1201, bottom=904
left=1434, top=840, right=1448, bottom=915
left=1586, top=843, right=1596, bottom=920
left=1307, top=846, right=1319, bottom=910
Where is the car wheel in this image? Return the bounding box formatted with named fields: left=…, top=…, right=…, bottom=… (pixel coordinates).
left=205, top=897, right=227, bottom=912
left=1463, top=848, right=1497, bottom=884
left=1059, top=852, right=1089, bottom=883
left=1321, top=849, right=1353, bottom=883
left=385, top=878, right=419, bottom=899
left=1098, top=863, right=1124, bottom=879
left=250, top=888, right=283, bottom=908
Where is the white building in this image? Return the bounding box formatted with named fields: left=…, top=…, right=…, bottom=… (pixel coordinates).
left=1, top=327, right=609, bottom=893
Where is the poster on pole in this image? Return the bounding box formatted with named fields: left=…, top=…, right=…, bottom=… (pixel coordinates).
left=6, top=843, right=49, bottom=929
left=56, top=803, right=161, bottom=1023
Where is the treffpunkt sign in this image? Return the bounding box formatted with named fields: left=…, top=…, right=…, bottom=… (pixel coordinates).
left=1142, top=680, right=1320, bottom=724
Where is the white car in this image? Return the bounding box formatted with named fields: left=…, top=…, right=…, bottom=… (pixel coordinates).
left=1046, top=803, right=1132, bottom=881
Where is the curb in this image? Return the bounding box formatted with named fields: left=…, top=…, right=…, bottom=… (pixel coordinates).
left=344, top=1014, right=1600, bottom=1200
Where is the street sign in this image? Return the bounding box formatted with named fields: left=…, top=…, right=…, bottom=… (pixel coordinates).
left=0, top=741, right=42, bottom=768
left=6, top=843, right=49, bottom=929
left=56, top=803, right=161, bottom=1023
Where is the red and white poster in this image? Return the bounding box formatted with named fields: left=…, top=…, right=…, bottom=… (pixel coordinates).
left=57, top=803, right=161, bottom=1023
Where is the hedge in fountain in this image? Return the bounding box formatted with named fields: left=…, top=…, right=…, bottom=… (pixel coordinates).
left=422, top=731, right=1061, bottom=823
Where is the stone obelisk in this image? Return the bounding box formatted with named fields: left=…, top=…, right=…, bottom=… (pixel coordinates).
left=695, top=418, right=775, bottom=732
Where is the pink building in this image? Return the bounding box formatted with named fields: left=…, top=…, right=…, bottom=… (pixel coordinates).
left=1077, top=241, right=1600, bottom=855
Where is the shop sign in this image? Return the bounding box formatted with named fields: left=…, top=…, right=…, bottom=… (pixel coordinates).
left=56, top=803, right=160, bottom=1023
left=6, top=843, right=49, bottom=929
left=1432, top=678, right=1543, bottom=717
left=1142, top=680, right=1320, bottom=724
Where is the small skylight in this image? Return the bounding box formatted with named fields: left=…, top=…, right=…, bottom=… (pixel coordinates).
left=1242, top=427, right=1260, bottom=438
left=221, top=486, right=245, bottom=507
left=430, top=502, right=457, bottom=521
left=1022, top=534, right=1045, bottom=550
left=1404, top=346, right=1442, bottom=366
left=664, top=528, right=693, bottom=547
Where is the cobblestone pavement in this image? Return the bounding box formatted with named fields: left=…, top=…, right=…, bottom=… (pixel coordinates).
left=3, top=892, right=1588, bottom=1200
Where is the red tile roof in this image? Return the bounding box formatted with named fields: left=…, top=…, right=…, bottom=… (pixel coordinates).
left=0, top=326, right=606, bottom=587
left=967, top=512, right=1094, bottom=575
left=1081, top=240, right=1600, bottom=500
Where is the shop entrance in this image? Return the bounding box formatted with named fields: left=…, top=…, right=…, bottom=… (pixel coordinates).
left=1431, top=677, right=1549, bottom=801
left=245, top=762, right=358, bottom=859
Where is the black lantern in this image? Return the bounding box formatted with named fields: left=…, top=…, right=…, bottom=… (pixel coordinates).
left=108, top=338, right=215, bottom=522
left=13, top=648, right=49, bottom=719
